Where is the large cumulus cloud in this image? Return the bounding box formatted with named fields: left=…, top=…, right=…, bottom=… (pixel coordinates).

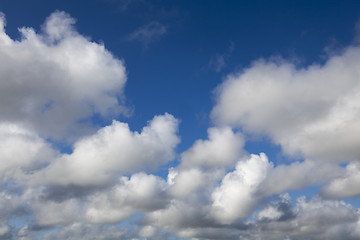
left=211, top=46, right=360, bottom=162
left=30, top=113, right=179, bottom=186
left=0, top=11, right=127, bottom=140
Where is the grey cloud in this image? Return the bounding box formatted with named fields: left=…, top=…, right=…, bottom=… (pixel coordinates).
left=320, top=161, right=360, bottom=199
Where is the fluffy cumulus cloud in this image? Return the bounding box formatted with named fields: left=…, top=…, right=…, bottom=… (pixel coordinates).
left=0, top=123, right=56, bottom=183
left=30, top=113, right=179, bottom=186
left=85, top=173, right=168, bottom=223
left=180, top=127, right=245, bottom=169
left=211, top=153, right=272, bottom=224
left=0, top=11, right=127, bottom=140
left=212, top=46, right=360, bottom=162
left=1, top=10, right=360, bottom=240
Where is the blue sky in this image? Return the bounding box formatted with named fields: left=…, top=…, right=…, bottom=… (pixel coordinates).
left=1, top=0, right=360, bottom=239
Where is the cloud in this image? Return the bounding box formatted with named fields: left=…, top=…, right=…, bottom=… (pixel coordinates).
left=0, top=11, right=127, bottom=140
left=85, top=173, right=168, bottom=224
left=167, top=126, right=245, bottom=198
left=209, top=41, right=235, bottom=72
left=321, top=162, right=360, bottom=199
left=30, top=113, right=179, bottom=186
left=0, top=191, right=24, bottom=222
left=0, top=223, right=11, bottom=240
left=32, top=199, right=80, bottom=227
left=1, top=10, right=360, bottom=240
left=20, top=223, right=129, bottom=240
left=258, top=159, right=343, bottom=196
left=127, top=21, right=167, bottom=46
left=209, top=54, right=226, bottom=72
left=255, top=193, right=295, bottom=222
left=251, top=196, right=360, bottom=240
left=180, top=127, right=245, bottom=169
left=0, top=123, right=57, bottom=184
left=211, top=153, right=273, bottom=224
left=212, top=46, right=360, bottom=162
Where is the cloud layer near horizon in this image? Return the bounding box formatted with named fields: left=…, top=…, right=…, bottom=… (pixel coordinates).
left=0, top=11, right=360, bottom=240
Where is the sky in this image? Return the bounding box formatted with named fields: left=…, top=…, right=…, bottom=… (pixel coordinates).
left=0, top=0, right=360, bottom=239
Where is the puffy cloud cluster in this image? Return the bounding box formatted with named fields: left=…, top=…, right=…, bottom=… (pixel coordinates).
left=0, top=10, right=360, bottom=240
left=0, top=11, right=127, bottom=140
left=212, top=47, right=360, bottom=162
left=180, top=127, right=245, bottom=169
left=0, top=123, right=56, bottom=183
left=30, top=113, right=179, bottom=186
left=211, top=153, right=272, bottom=224
left=85, top=173, right=168, bottom=223
left=252, top=196, right=360, bottom=240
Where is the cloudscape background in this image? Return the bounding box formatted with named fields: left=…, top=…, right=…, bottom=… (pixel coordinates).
left=0, top=0, right=360, bottom=239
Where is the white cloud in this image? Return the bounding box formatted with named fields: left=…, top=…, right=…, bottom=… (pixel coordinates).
left=180, top=127, right=245, bottom=169
left=211, top=153, right=272, bottom=224
left=30, top=113, right=179, bottom=186
left=210, top=153, right=344, bottom=224
left=257, top=205, right=283, bottom=221
left=168, top=167, right=224, bottom=198
left=212, top=46, right=360, bottom=162
left=0, top=123, right=56, bottom=184
left=258, top=160, right=343, bottom=196
left=85, top=172, right=167, bottom=224
left=0, top=11, right=127, bottom=140
left=168, top=126, right=244, bottom=198
left=321, top=162, right=360, bottom=199
left=1, top=9, right=359, bottom=240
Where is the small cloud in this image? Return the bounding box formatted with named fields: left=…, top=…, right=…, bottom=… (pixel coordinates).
left=209, top=41, right=235, bottom=72
left=127, top=21, right=167, bottom=46
left=209, top=54, right=226, bottom=72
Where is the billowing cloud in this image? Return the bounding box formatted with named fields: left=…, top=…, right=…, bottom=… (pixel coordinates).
left=0, top=123, right=56, bottom=183
left=211, top=153, right=272, bottom=224
left=85, top=173, right=168, bottom=224
left=30, top=113, right=179, bottom=186
left=167, top=126, right=245, bottom=198
left=180, top=127, right=245, bottom=169
left=258, top=159, right=343, bottom=196
left=0, top=11, right=127, bottom=140
left=212, top=46, right=360, bottom=162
